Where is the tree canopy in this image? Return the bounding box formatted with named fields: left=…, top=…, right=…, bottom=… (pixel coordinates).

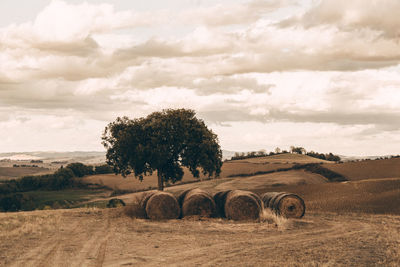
left=102, top=109, right=223, bottom=190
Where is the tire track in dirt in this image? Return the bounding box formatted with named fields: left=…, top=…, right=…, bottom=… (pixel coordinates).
left=72, top=211, right=111, bottom=267
left=162, top=216, right=373, bottom=266
left=8, top=218, right=81, bottom=267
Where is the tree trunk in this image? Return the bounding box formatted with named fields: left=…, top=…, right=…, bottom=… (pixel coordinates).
left=157, top=171, right=164, bottom=191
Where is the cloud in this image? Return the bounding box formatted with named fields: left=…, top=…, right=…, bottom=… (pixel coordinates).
left=1, top=0, right=400, bottom=155
left=280, top=0, right=400, bottom=39
left=180, top=0, right=296, bottom=26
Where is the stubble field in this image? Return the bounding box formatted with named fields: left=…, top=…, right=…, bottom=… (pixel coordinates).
left=0, top=208, right=399, bottom=266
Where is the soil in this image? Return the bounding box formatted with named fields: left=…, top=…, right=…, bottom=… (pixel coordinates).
left=0, top=208, right=399, bottom=266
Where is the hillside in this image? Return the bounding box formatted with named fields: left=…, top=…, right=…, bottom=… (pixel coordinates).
left=323, top=158, right=400, bottom=181
left=231, top=153, right=334, bottom=164
left=82, top=154, right=328, bottom=191
left=263, top=177, right=400, bottom=215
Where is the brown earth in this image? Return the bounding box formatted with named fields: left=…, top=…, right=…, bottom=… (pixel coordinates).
left=323, top=158, right=400, bottom=181
left=0, top=208, right=399, bottom=266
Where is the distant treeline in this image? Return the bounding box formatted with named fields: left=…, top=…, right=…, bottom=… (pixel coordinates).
left=230, top=146, right=341, bottom=162
left=0, top=163, right=113, bottom=212
left=230, top=151, right=289, bottom=161
left=13, top=164, right=39, bottom=168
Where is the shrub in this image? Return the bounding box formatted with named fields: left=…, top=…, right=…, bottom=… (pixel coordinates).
left=0, top=193, right=35, bottom=212
left=66, top=163, right=94, bottom=177
left=94, top=164, right=113, bottom=174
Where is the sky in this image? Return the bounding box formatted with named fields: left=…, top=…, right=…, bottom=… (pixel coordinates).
left=0, top=0, right=400, bottom=156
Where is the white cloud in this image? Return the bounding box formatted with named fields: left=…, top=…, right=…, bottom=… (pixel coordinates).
left=1, top=0, right=400, bottom=155
left=280, top=0, right=400, bottom=39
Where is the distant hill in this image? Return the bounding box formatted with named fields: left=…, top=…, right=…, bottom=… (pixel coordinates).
left=0, top=151, right=106, bottom=164
left=229, top=153, right=334, bottom=164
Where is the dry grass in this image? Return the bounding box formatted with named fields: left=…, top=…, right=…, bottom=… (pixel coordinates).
left=224, top=190, right=262, bottom=221
left=180, top=188, right=216, bottom=218
left=145, top=191, right=180, bottom=220
left=1, top=208, right=399, bottom=266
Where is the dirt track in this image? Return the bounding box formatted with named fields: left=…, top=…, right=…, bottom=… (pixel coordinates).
left=1, top=208, right=399, bottom=266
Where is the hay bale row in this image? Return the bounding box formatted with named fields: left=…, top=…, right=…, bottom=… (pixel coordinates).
left=214, top=190, right=262, bottom=221
left=261, top=192, right=305, bottom=218
left=177, top=188, right=216, bottom=218
left=133, top=191, right=180, bottom=220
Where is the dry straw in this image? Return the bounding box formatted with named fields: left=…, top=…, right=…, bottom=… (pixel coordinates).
left=213, top=190, right=232, bottom=218
left=124, top=191, right=180, bottom=220
left=222, top=190, right=262, bottom=221
left=144, top=191, right=180, bottom=220
left=179, top=188, right=216, bottom=218
left=261, top=192, right=305, bottom=218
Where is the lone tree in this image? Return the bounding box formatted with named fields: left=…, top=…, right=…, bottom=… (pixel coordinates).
left=102, top=109, right=223, bottom=191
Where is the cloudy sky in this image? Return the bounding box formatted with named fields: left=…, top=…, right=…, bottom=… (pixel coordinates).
left=1, top=0, right=399, bottom=156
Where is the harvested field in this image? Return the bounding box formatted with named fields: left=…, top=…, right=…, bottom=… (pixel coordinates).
left=0, top=167, right=51, bottom=181
left=323, top=158, right=400, bottom=181
left=0, top=208, right=399, bottom=266
left=254, top=177, right=400, bottom=215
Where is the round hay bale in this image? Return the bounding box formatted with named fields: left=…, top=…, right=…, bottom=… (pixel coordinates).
left=145, top=191, right=180, bottom=220
left=261, top=192, right=281, bottom=208
left=213, top=190, right=232, bottom=218
left=176, top=189, right=192, bottom=207
left=181, top=188, right=216, bottom=218
left=125, top=191, right=156, bottom=218
left=272, top=192, right=305, bottom=218
left=224, top=190, right=262, bottom=221
left=261, top=192, right=305, bottom=218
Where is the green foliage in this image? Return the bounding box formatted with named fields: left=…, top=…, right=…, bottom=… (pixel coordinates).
left=0, top=162, right=96, bottom=196
left=66, top=162, right=94, bottom=177
left=94, top=164, right=113, bottom=174
left=0, top=189, right=107, bottom=212
left=290, top=146, right=306, bottom=154
left=102, top=108, right=223, bottom=190
left=0, top=193, right=35, bottom=212
left=306, top=151, right=341, bottom=162
left=107, top=198, right=126, bottom=208
left=230, top=150, right=288, bottom=160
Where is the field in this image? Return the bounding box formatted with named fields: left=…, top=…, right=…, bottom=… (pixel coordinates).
left=323, top=158, right=400, bottom=181
left=82, top=154, right=316, bottom=191
left=0, top=167, right=52, bottom=181
left=0, top=208, right=399, bottom=266
left=1, top=154, right=400, bottom=266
